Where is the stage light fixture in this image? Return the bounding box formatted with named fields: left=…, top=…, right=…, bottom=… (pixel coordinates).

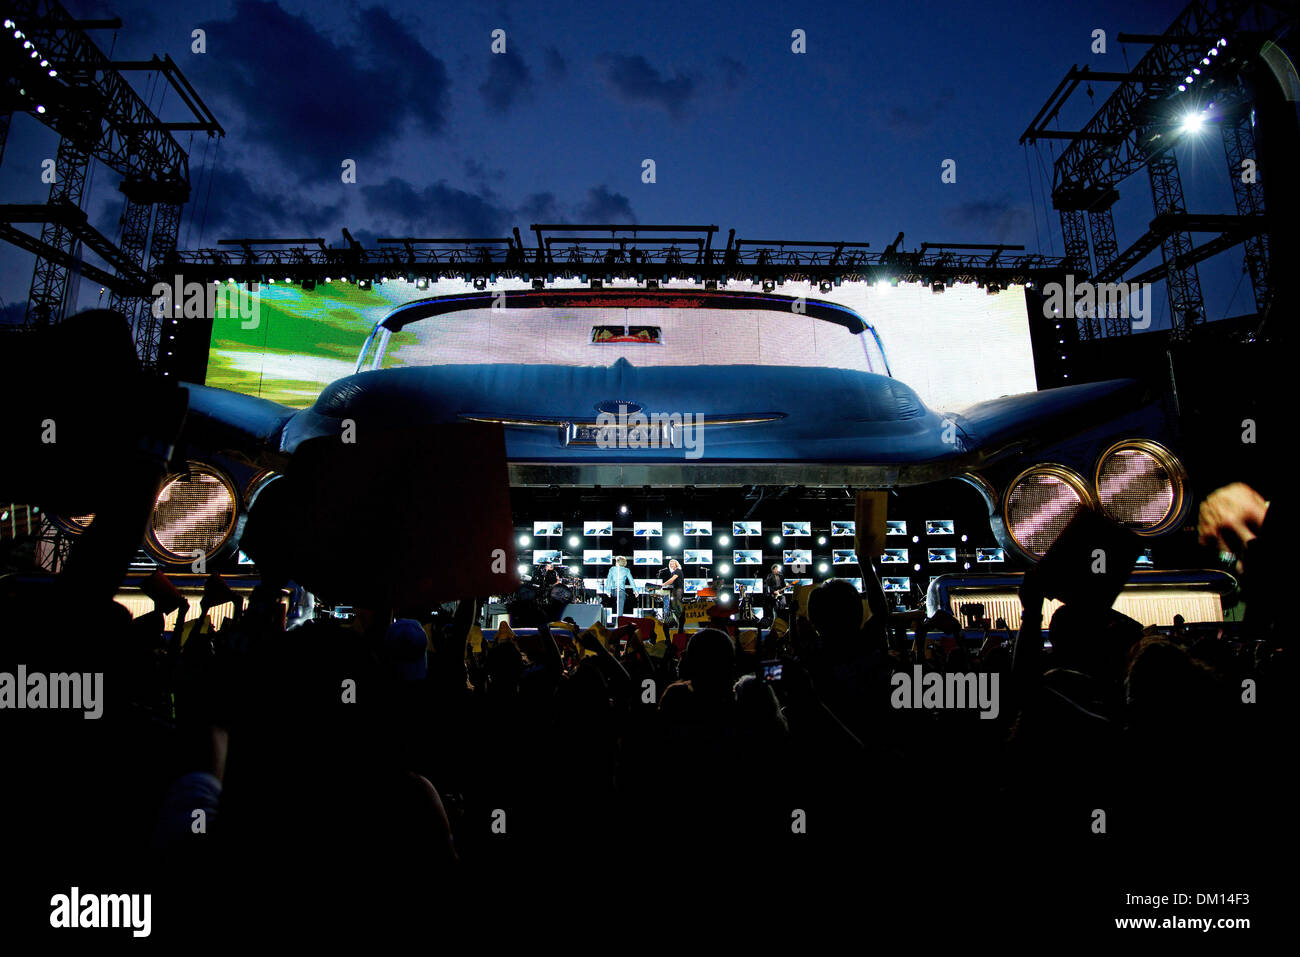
left=761, top=279, right=775, bottom=293
left=518, top=564, right=528, bottom=577
left=358, top=279, right=372, bottom=290
left=931, top=281, right=945, bottom=293
left=771, top=535, right=781, bottom=545
left=569, top=566, right=579, bottom=575
left=301, top=279, right=315, bottom=291
left=718, top=535, right=730, bottom=547
left=819, top=280, right=833, bottom=293
left=719, top=565, right=730, bottom=576
left=667, top=533, right=681, bottom=548
left=1178, top=84, right=1187, bottom=92
left=1180, top=111, right=1206, bottom=133
left=817, top=536, right=826, bottom=545
left=416, top=277, right=429, bottom=290
left=519, top=534, right=531, bottom=546
left=473, top=277, right=487, bottom=290
left=619, top=504, right=628, bottom=513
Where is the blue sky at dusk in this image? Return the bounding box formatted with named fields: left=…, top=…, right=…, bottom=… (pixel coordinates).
left=2, top=0, right=1255, bottom=329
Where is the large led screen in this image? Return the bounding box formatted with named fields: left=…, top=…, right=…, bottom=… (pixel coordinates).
left=204, top=278, right=1038, bottom=412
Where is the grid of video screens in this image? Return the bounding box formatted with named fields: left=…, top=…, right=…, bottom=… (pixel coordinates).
left=516, top=512, right=1013, bottom=599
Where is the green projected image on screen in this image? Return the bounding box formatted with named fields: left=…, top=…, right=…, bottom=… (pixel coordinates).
left=204, top=282, right=392, bottom=408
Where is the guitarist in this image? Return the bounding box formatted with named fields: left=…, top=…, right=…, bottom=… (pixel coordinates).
left=764, top=562, right=793, bottom=623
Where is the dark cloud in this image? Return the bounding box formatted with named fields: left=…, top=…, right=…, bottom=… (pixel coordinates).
left=544, top=46, right=568, bottom=80
left=360, top=178, right=510, bottom=236
left=880, top=89, right=954, bottom=137
left=599, top=54, right=695, bottom=117
left=190, top=1, right=450, bottom=181
left=719, top=55, right=747, bottom=91
left=358, top=180, right=635, bottom=233
left=946, top=199, right=1031, bottom=243
left=515, top=192, right=563, bottom=223
left=576, top=186, right=636, bottom=224
left=479, top=51, right=533, bottom=113
left=193, top=166, right=345, bottom=240
left=464, top=159, right=506, bottom=185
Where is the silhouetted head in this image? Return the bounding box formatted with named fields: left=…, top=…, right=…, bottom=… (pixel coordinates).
left=808, top=578, right=864, bottom=643
left=680, top=628, right=735, bottom=699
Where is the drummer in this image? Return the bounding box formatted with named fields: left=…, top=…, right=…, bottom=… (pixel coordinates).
left=604, top=556, right=635, bottom=624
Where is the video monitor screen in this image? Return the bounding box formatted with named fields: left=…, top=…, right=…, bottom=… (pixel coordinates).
left=928, top=547, right=957, bottom=563
left=733, top=549, right=762, bottom=565
left=925, top=520, right=954, bottom=536
left=1136, top=549, right=1154, bottom=567
left=583, top=578, right=602, bottom=592
left=782, top=549, right=812, bottom=567
left=976, top=547, right=1006, bottom=563
left=683, top=549, right=713, bottom=565
left=532, top=549, right=562, bottom=566
left=839, top=577, right=864, bottom=591
left=204, top=282, right=1036, bottom=414
left=637, top=579, right=658, bottom=594
left=832, top=549, right=858, bottom=565
left=886, top=521, right=908, bottom=536
left=633, top=550, right=663, bottom=566
left=732, top=521, right=761, bottom=536
left=882, top=577, right=911, bottom=592
left=782, top=521, right=810, bottom=537
left=584, top=550, right=612, bottom=565
left=684, top=521, right=712, bottom=536
left=684, top=578, right=710, bottom=594
left=533, top=521, right=562, bottom=536
left=584, top=520, right=612, bottom=536
left=633, top=522, right=662, bottom=537
left=881, top=548, right=909, bottom=564
left=734, top=578, right=763, bottom=593
left=831, top=521, right=856, bottom=537
left=789, top=578, right=813, bottom=587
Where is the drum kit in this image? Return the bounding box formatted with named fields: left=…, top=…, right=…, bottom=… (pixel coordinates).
left=507, top=574, right=595, bottom=623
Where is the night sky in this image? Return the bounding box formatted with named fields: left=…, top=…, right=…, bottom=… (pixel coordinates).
left=3, top=0, right=1252, bottom=330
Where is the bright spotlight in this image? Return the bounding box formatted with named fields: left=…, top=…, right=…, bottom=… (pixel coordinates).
left=718, top=535, right=730, bottom=547
left=817, top=535, right=827, bottom=545
left=771, top=535, right=781, bottom=545
left=719, top=564, right=730, bottom=575
left=569, top=566, right=580, bottom=575
left=1181, top=111, right=1206, bottom=133
left=518, top=534, right=531, bottom=547
left=667, top=533, right=681, bottom=548
left=517, top=564, right=528, bottom=576
left=568, top=535, right=579, bottom=548
left=619, top=504, right=628, bottom=514
left=818, top=562, right=828, bottom=573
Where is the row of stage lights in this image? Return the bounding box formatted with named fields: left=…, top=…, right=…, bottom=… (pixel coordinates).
left=6, top=18, right=60, bottom=117
left=209, top=275, right=1029, bottom=296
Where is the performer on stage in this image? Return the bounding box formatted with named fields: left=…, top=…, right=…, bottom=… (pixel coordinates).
left=764, top=562, right=790, bottom=623
left=658, top=558, right=685, bottom=631
left=604, top=556, right=635, bottom=624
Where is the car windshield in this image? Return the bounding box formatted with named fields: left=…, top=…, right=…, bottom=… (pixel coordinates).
left=357, top=295, right=890, bottom=376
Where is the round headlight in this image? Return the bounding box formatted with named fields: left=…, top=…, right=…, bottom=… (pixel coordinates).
left=1003, top=465, right=1092, bottom=559
left=146, top=464, right=239, bottom=564
left=1095, top=440, right=1186, bottom=535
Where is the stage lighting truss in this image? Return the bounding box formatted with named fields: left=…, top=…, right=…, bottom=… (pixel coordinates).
left=1093, top=439, right=1187, bottom=536
left=144, top=463, right=241, bottom=567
